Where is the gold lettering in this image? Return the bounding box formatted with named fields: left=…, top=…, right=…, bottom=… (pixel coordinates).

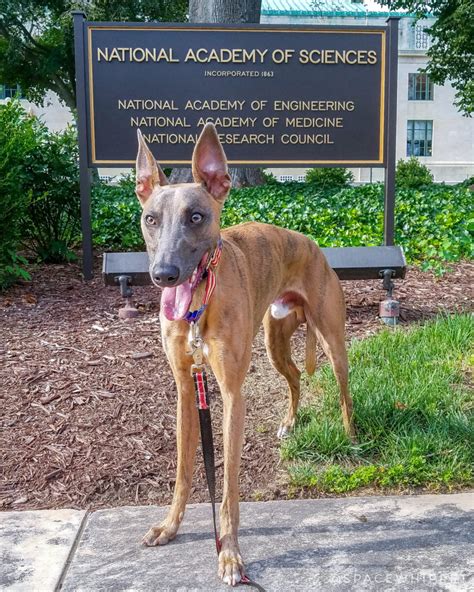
left=286, top=117, right=343, bottom=128
left=109, top=47, right=121, bottom=61
left=143, top=133, right=198, bottom=144
left=218, top=133, right=275, bottom=145
left=297, top=49, right=378, bottom=65
left=275, top=100, right=355, bottom=112
left=324, top=50, right=335, bottom=64
left=197, top=116, right=258, bottom=127
left=345, top=50, right=357, bottom=65
left=367, top=50, right=378, bottom=64
left=118, top=99, right=178, bottom=110
left=281, top=134, right=334, bottom=145
left=184, top=48, right=198, bottom=62
left=97, top=47, right=108, bottom=61
left=130, top=116, right=190, bottom=127
left=184, top=48, right=268, bottom=63
left=185, top=99, right=246, bottom=110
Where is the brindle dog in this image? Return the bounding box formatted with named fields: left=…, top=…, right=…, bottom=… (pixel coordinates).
left=136, top=123, right=355, bottom=586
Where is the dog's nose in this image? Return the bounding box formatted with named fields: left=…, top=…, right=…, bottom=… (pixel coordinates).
left=153, top=265, right=180, bottom=287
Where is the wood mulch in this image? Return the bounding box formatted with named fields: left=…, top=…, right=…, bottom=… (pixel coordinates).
left=0, top=257, right=472, bottom=511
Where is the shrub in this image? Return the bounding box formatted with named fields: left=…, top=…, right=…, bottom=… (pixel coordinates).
left=305, top=167, right=354, bottom=189
left=396, top=157, right=434, bottom=189
left=0, top=100, right=36, bottom=289
left=262, top=170, right=278, bottom=185
left=459, top=174, right=474, bottom=188
left=91, top=175, right=143, bottom=251
left=0, top=101, right=81, bottom=290
left=21, top=125, right=80, bottom=263
left=92, top=178, right=473, bottom=273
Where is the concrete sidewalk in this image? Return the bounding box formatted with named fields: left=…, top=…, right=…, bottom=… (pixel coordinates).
left=1, top=494, right=473, bottom=591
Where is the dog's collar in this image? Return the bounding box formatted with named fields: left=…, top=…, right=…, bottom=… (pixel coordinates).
left=185, top=238, right=223, bottom=324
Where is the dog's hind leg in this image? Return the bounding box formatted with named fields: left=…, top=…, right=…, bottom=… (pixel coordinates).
left=316, top=327, right=355, bottom=441
left=143, top=337, right=199, bottom=546
left=306, top=273, right=356, bottom=441
left=263, top=310, right=301, bottom=439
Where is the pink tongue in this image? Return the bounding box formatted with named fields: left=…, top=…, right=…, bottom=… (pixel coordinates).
left=161, top=281, right=192, bottom=321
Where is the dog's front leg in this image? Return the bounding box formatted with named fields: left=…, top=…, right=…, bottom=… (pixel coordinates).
left=219, top=389, right=246, bottom=585
left=209, top=338, right=251, bottom=586
left=143, top=364, right=199, bottom=546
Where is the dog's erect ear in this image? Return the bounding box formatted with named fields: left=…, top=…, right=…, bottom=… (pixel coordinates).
left=135, top=129, right=168, bottom=204
left=192, top=123, right=231, bottom=202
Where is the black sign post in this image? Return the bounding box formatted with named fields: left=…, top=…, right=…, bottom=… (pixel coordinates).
left=73, top=11, right=94, bottom=280
left=384, top=17, right=400, bottom=247
left=73, top=14, right=399, bottom=279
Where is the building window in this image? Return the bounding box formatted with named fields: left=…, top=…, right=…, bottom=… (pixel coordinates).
left=279, top=175, right=294, bottom=182
left=408, top=73, right=433, bottom=100
left=296, top=175, right=306, bottom=182
left=0, top=83, right=25, bottom=99
left=99, top=175, right=113, bottom=183
left=407, top=120, right=433, bottom=157
left=414, top=25, right=431, bottom=50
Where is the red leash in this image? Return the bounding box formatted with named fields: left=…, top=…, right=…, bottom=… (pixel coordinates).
left=187, top=244, right=266, bottom=590
left=192, top=363, right=266, bottom=591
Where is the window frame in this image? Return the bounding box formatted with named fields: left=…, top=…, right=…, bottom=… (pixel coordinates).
left=407, top=120, right=433, bottom=157
left=408, top=73, right=434, bottom=101
left=0, top=83, right=25, bottom=100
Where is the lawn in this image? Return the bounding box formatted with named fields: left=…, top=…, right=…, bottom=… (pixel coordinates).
left=282, top=314, right=473, bottom=493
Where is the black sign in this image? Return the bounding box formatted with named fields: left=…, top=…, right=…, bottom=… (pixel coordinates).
left=84, top=23, right=387, bottom=167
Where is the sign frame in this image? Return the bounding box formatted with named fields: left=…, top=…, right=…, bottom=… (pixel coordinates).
left=85, top=22, right=388, bottom=168
left=72, top=13, right=399, bottom=279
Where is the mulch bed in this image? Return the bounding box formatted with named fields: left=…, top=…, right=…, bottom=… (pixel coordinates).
left=1, top=257, right=472, bottom=511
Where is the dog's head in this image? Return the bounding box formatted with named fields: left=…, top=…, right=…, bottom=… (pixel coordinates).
left=135, top=123, right=231, bottom=320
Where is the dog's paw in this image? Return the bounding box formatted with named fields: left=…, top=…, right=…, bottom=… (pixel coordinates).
left=218, top=540, right=245, bottom=586
left=277, top=420, right=294, bottom=439
left=142, top=523, right=177, bottom=547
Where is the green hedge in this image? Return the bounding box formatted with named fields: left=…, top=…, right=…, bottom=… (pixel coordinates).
left=0, top=100, right=37, bottom=288
left=0, top=100, right=80, bottom=289
left=93, top=177, right=473, bottom=273
left=92, top=176, right=143, bottom=251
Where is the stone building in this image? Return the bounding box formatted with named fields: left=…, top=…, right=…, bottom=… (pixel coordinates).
left=1, top=0, right=472, bottom=182
left=260, top=0, right=473, bottom=182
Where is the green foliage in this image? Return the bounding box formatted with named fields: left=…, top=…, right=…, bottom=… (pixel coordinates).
left=460, top=175, right=474, bottom=187
left=0, top=1, right=188, bottom=111
left=305, top=167, right=354, bottom=189
left=0, top=100, right=36, bottom=289
left=94, top=179, right=473, bottom=273
left=262, top=170, right=279, bottom=185
left=282, top=314, right=474, bottom=493
left=92, top=175, right=144, bottom=251
left=396, top=157, right=434, bottom=189
left=22, top=125, right=80, bottom=263
left=0, top=100, right=81, bottom=289
left=224, top=182, right=472, bottom=272
left=381, top=0, right=474, bottom=115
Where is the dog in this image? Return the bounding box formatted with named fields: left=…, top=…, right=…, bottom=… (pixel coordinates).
left=136, top=123, right=355, bottom=586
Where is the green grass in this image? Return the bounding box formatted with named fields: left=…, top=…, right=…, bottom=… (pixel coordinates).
left=281, top=314, right=474, bottom=493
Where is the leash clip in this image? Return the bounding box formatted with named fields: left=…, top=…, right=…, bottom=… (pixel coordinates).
left=188, top=321, right=205, bottom=368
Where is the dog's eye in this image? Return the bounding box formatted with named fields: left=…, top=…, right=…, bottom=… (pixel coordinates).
left=190, top=213, right=203, bottom=224
left=145, top=215, right=156, bottom=225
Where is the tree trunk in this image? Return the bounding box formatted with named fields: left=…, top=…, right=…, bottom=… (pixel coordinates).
left=170, top=0, right=265, bottom=187
left=189, top=0, right=262, bottom=23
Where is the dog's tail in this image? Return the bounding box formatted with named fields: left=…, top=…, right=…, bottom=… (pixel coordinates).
left=305, top=324, right=317, bottom=376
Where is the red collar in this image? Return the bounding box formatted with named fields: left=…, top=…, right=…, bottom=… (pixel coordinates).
left=185, top=238, right=222, bottom=324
